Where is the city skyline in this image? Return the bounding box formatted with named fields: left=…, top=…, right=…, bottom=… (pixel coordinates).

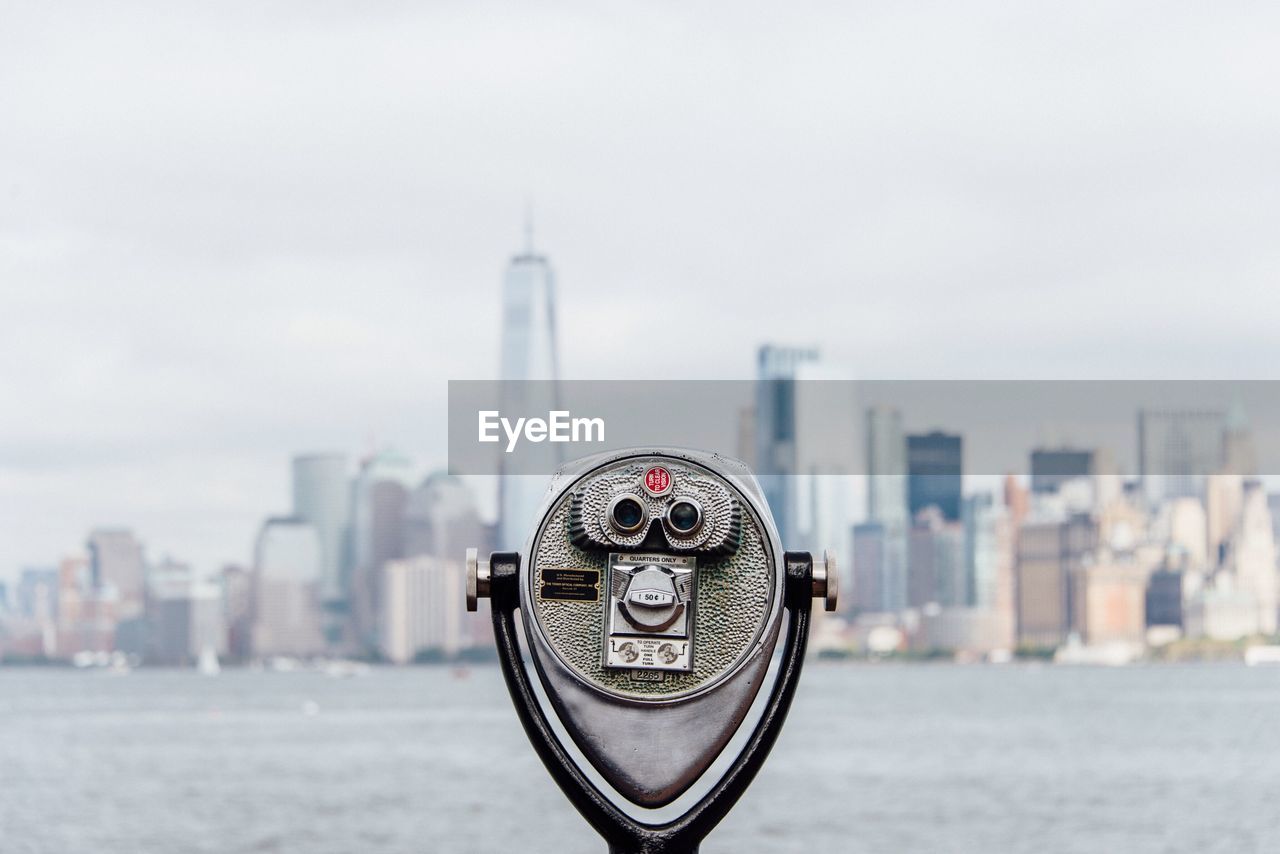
left=7, top=390, right=1280, bottom=584
left=7, top=388, right=1278, bottom=665
left=1, top=226, right=1274, bottom=665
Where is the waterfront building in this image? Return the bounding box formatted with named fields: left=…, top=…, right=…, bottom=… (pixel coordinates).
left=147, top=559, right=225, bottom=666
left=1231, top=483, right=1278, bottom=635
left=221, top=563, right=254, bottom=661
left=1074, top=562, right=1147, bottom=646
left=918, top=606, right=1014, bottom=654
left=252, top=517, right=325, bottom=658
left=1145, top=568, right=1183, bottom=628
left=1184, top=583, right=1261, bottom=641
left=378, top=556, right=464, bottom=664
left=1015, top=513, right=1096, bottom=649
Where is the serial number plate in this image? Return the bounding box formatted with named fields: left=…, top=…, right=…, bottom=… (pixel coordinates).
left=539, top=568, right=600, bottom=602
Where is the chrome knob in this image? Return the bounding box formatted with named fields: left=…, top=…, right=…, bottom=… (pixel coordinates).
left=466, top=548, right=490, bottom=612
left=812, top=549, right=838, bottom=612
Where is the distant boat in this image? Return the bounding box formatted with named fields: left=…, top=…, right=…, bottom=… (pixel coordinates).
left=1245, top=645, right=1280, bottom=667
left=73, top=650, right=132, bottom=674
left=323, top=660, right=370, bottom=679
left=198, top=645, right=221, bottom=676
left=1054, top=634, right=1142, bottom=667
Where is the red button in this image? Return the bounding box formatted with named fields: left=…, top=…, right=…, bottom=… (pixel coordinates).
left=644, top=466, right=672, bottom=496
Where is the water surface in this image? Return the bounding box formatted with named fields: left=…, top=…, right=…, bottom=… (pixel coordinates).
left=1, top=664, right=1277, bottom=853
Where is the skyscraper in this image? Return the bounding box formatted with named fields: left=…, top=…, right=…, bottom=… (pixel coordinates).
left=86, top=528, right=145, bottom=620
left=55, top=555, right=115, bottom=657
left=907, top=507, right=965, bottom=608
left=404, top=472, right=491, bottom=564
left=1145, top=567, right=1184, bottom=629
left=1206, top=473, right=1244, bottom=561
left=15, top=568, right=58, bottom=622
left=146, top=560, right=225, bottom=667
left=850, top=522, right=885, bottom=614
left=855, top=409, right=906, bottom=614
left=221, top=563, right=254, bottom=661
left=350, top=449, right=414, bottom=651
left=867, top=407, right=907, bottom=523
left=907, top=431, right=963, bottom=522
left=291, top=454, right=351, bottom=604
left=252, top=517, right=325, bottom=657
left=754, top=344, right=819, bottom=545
left=403, top=472, right=495, bottom=649
left=497, top=222, right=561, bottom=550
left=1137, top=409, right=1225, bottom=504
left=1223, top=396, right=1256, bottom=477
left=963, top=493, right=1011, bottom=610
left=1232, top=483, right=1278, bottom=636
left=1015, top=513, right=1096, bottom=648
left=1029, top=449, right=1095, bottom=495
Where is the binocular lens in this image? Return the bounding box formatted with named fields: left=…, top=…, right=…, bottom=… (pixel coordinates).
left=667, top=500, right=702, bottom=534
left=609, top=495, right=647, bottom=534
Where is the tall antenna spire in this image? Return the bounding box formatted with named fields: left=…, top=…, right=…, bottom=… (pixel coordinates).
left=523, top=198, right=535, bottom=254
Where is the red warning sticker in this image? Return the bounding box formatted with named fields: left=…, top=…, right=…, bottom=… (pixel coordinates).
left=643, top=466, right=672, bottom=496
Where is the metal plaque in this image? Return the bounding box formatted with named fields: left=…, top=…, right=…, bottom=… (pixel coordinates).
left=539, top=567, right=601, bottom=602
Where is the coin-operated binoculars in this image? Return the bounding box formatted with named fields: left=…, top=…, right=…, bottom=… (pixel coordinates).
left=467, top=448, right=836, bottom=854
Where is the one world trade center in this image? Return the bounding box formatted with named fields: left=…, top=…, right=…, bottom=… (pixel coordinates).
left=496, top=220, right=562, bottom=550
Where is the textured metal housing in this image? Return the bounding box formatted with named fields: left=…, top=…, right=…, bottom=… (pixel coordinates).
left=523, top=450, right=781, bottom=702
left=516, top=448, right=787, bottom=807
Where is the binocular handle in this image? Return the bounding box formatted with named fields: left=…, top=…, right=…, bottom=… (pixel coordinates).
left=812, top=549, right=838, bottom=612
left=465, top=547, right=490, bottom=611
left=467, top=546, right=837, bottom=613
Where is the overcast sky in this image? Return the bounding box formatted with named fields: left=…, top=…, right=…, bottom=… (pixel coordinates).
left=3, top=2, right=1279, bottom=579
